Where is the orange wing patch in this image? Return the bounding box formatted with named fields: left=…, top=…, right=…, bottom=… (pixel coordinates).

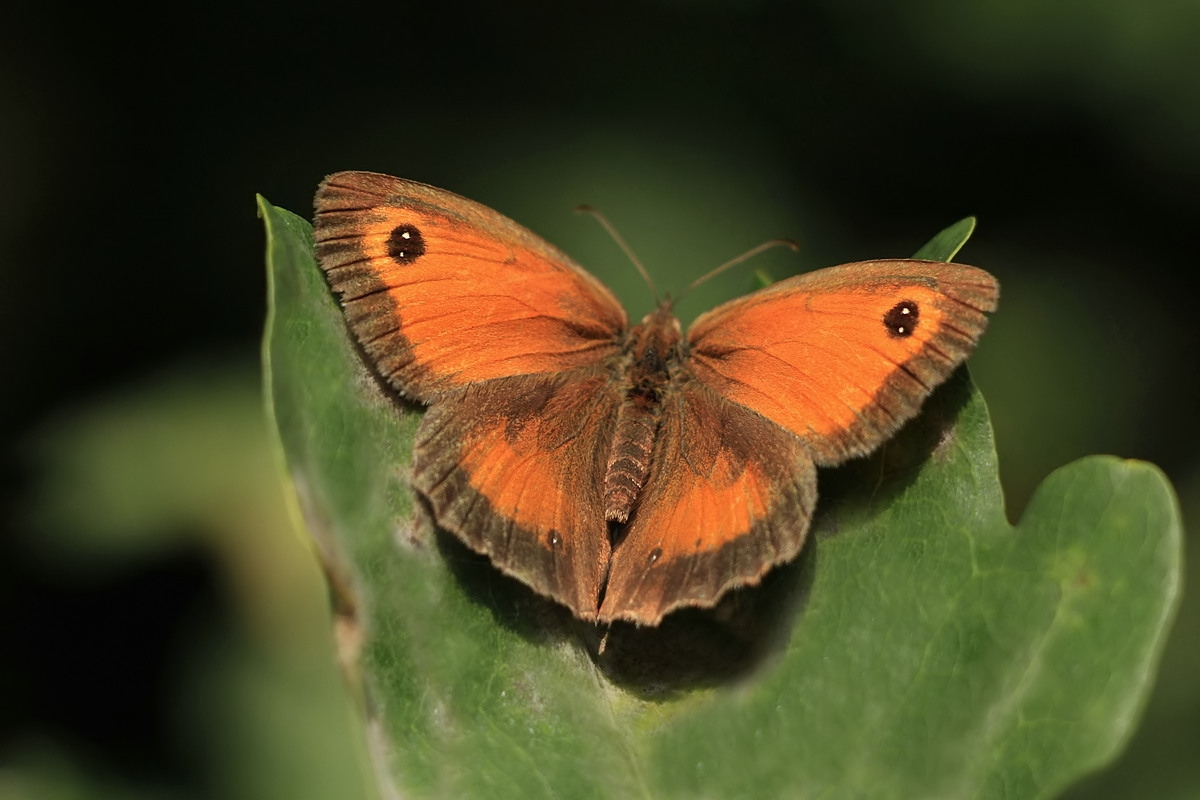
left=314, top=172, right=627, bottom=401
left=599, top=380, right=817, bottom=625
left=688, top=260, right=998, bottom=465
left=413, top=370, right=623, bottom=619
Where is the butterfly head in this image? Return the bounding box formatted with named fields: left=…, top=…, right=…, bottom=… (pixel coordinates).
left=626, top=303, right=684, bottom=382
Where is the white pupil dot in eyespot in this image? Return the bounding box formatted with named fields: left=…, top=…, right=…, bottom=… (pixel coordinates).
left=402, top=231, right=411, bottom=239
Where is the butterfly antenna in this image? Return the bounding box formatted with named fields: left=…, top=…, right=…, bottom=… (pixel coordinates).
left=676, top=238, right=800, bottom=303
left=576, top=205, right=660, bottom=302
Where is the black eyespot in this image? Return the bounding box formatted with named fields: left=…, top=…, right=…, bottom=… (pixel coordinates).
left=647, top=547, right=663, bottom=565
left=884, top=300, right=919, bottom=338
left=387, top=224, right=425, bottom=264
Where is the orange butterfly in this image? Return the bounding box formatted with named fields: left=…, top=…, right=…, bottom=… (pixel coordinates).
left=313, top=172, right=998, bottom=626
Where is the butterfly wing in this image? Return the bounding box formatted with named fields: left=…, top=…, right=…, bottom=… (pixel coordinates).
left=313, top=171, right=627, bottom=400
left=599, top=379, right=816, bottom=625
left=600, top=260, right=997, bottom=624
left=313, top=171, right=630, bottom=618
left=686, top=260, right=999, bottom=464
left=415, top=371, right=623, bottom=619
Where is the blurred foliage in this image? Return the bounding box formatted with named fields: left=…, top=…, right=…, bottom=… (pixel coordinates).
left=8, top=366, right=374, bottom=799
left=3, top=0, right=1197, bottom=796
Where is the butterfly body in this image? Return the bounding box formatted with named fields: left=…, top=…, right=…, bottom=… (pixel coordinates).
left=313, top=171, right=998, bottom=626
left=603, top=304, right=681, bottom=523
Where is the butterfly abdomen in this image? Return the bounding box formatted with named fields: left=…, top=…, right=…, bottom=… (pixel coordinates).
left=603, top=307, right=683, bottom=524
left=604, top=393, right=661, bottom=523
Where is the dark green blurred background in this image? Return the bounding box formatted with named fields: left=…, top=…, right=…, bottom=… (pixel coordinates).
left=2, top=2, right=1196, bottom=798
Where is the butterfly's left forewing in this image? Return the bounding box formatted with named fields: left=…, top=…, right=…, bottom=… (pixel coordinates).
left=314, top=172, right=627, bottom=401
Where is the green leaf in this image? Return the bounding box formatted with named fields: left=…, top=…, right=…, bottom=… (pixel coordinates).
left=260, top=197, right=1182, bottom=799
left=914, top=216, right=977, bottom=261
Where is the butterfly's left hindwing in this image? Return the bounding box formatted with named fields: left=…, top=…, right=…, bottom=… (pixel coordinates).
left=413, top=369, right=624, bottom=619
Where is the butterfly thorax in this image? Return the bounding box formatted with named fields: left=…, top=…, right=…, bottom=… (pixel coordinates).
left=603, top=305, right=684, bottom=524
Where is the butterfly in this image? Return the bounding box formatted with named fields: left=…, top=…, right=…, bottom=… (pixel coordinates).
left=312, top=171, right=998, bottom=627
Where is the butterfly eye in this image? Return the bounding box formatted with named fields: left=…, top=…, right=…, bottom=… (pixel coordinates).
left=883, top=300, right=920, bottom=338
left=387, top=223, right=426, bottom=264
